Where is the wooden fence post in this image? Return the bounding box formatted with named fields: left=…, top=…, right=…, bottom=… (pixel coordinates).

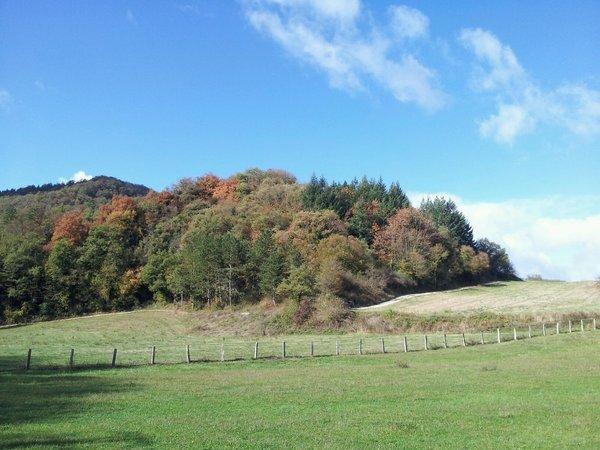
left=443, top=333, right=448, bottom=349
left=542, top=323, right=546, bottom=336
left=282, top=341, right=286, bottom=358
left=594, top=318, right=597, bottom=330
left=69, top=349, right=75, bottom=368
left=186, top=345, right=191, bottom=363
left=480, top=332, right=485, bottom=345
left=581, top=319, right=584, bottom=332
left=220, top=341, right=225, bottom=362
left=497, top=328, right=501, bottom=343
left=254, top=342, right=259, bottom=359
left=358, top=339, right=363, bottom=355
left=568, top=320, right=572, bottom=333
left=556, top=322, right=560, bottom=334
left=111, top=348, right=117, bottom=367
left=528, top=325, right=532, bottom=338
left=26, top=348, right=32, bottom=370
left=424, top=335, right=428, bottom=350
left=150, top=346, right=156, bottom=365
left=335, top=340, right=340, bottom=356
left=513, top=328, right=517, bottom=340
left=403, top=336, right=408, bottom=353
left=461, top=333, right=466, bottom=347
left=310, top=341, right=314, bottom=357
left=381, top=337, right=386, bottom=353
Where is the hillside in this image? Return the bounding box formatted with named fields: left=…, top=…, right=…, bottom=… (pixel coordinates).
left=0, top=169, right=516, bottom=325
left=0, top=176, right=150, bottom=237
left=357, top=280, right=600, bottom=315
left=0, top=176, right=149, bottom=211
left=0, top=176, right=149, bottom=199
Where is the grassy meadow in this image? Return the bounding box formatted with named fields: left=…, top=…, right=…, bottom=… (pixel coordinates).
left=358, top=280, right=600, bottom=315
left=1, top=331, right=599, bottom=448
left=1, top=282, right=599, bottom=448
left=3, top=305, right=595, bottom=372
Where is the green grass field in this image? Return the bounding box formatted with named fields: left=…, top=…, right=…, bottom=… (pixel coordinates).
left=2, top=307, right=592, bottom=372
left=358, top=280, right=600, bottom=315
left=2, top=283, right=599, bottom=448
left=1, top=332, right=599, bottom=448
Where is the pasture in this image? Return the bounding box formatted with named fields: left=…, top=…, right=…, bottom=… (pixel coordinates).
left=1, top=332, right=599, bottom=448
left=357, top=280, right=600, bottom=315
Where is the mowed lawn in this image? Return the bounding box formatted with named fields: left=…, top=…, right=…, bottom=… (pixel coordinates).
left=1, top=332, right=599, bottom=448
left=359, top=280, right=600, bottom=315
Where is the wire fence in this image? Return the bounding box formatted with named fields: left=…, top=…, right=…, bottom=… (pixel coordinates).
left=2, top=318, right=596, bottom=372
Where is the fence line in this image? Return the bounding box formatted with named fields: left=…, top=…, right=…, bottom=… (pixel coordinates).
left=9, top=317, right=598, bottom=371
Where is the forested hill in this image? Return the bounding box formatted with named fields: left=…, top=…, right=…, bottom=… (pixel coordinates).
left=0, top=176, right=149, bottom=238
left=0, top=169, right=516, bottom=325
left=0, top=175, right=149, bottom=198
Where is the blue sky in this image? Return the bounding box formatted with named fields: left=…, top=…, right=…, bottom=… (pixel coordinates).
left=1, top=0, right=599, bottom=280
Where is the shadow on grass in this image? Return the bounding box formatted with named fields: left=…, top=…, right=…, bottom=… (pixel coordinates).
left=0, top=432, right=152, bottom=449
left=482, top=282, right=507, bottom=288
left=0, top=357, right=150, bottom=448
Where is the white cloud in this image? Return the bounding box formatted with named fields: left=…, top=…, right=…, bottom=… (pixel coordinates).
left=409, top=191, right=600, bottom=281
left=126, top=9, right=137, bottom=25
left=0, top=90, right=11, bottom=112
left=261, top=0, right=361, bottom=24
left=460, top=28, right=600, bottom=144
left=59, top=171, right=93, bottom=184
left=245, top=1, right=446, bottom=111
left=459, top=28, right=525, bottom=91
left=479, top=103, right=535, bottom=144
left=389, top=5, right=429, bottom=40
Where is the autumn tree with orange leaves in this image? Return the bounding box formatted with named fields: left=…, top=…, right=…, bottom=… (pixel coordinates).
left=48, top=210, right=89, bottom=249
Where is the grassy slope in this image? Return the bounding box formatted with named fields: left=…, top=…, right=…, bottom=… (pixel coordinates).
left=361, top=280, right=600, bottom=315
left=0, top=309, right=407, bottom=369
left=1, top=332, right=599, bottom=448
left=2, top=279, right=599, bottom=370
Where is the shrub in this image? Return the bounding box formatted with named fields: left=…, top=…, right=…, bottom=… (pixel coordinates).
left=293, top=298, right=313, bottom=325
left=309, top=294, right=352, bottom=329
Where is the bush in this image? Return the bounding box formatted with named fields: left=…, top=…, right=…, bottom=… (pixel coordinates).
left=309, top=294, right=352, bottom=328
left=293, top=298, right=313, bottom=325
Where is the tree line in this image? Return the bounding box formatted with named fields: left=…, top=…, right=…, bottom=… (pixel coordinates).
left=0, top=169, right=515, bottom=325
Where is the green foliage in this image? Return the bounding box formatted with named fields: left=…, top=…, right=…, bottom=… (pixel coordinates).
left=259, top=248, right=286, bottom=303
left=474, top=238, right=517, bottom=279
left=302, top=175, right=409, bottom=243
left=277, top=264, right=316, bottom=301
left=420, top=197, right=474, bottom=246
left=45, top=239, right=82, bottom=316
left=0, top=233, right=46, bottom=322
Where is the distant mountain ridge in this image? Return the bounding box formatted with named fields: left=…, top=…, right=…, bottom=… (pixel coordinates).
left=0, top=176, right=149, bottom=198
left=0, top=176, right=151, bottom=239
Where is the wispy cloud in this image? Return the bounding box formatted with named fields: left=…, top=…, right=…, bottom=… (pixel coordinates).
left=126, top=9, right=137, bottom=25
left=460, top=28, right=600, bottom=144
left=0, top=90, right=12, bottom=113
left=389, top=5, right=429, bottom=40
left=245, top=1, right=446, bottom=111
left=409, top=191, right=600, bottom=281
left=59, top=170, right=93, bottom=184
left=177, top=3, right=202, bottom=15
